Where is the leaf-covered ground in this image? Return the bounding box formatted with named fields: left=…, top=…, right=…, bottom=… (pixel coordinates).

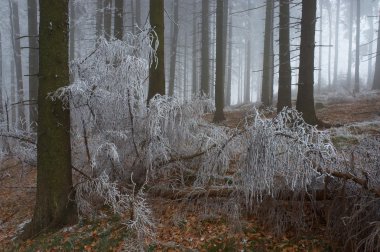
left=1, top=91, right=379, bottom=251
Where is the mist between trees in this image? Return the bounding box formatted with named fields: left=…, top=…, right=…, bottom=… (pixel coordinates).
left=0, top=0, right=380, bottom=251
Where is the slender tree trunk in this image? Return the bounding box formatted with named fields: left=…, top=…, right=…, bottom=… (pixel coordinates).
left=328, top=7, right=332, bottom=88
left=200, top=0, right=210, bottom=95
left=213, top=0, right=226, bottom=122
left=69, top=0, right=75, bottom=62
left=367, top=7, right=374, bottom=87
left=28, top=0, right=39, bottom=131
left=332, top=0, right=340, bottom=87
left=114, top=0, right=124, bottom=40
left=184, top=33, right=188, bottom=100
left=317, top=0, right=323, bottom=92
left=238, top=47, right=243, bottom=104
left=168, top=0, right=179, bottom=96
left=9, top=0, right=26, bottom=130
left=296, top=0, right=318, bottom=125
left=277, top=0, right=292, bottom=112
left=11, top=61, right=16, bottom=127
left=130, top=0, right=135, bottom=33
left=261, top=0, right=274, bottom=106
left=192, top=1, right=197, bottom=97
left=347, top=0, right=354, bottom=88
left=147, top=0, right=165, bottom=101
left=135, top=0, right=141, bottom=28
left=104, top=0, right=112, bottom=41
left=372, top=10, right=380, bottom=90
left=0, top=32, right=2, bottom=118
left=96, top=0, right=103, bottom=40
left=244, top=38, right=251, bottom=103
left=22, top=0, right=76, bottom=239
left=226, top=13, right=233, bottom=107
left=354, top=0, right=360, bottom=93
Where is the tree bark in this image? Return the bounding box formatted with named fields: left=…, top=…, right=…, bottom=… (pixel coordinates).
left=327, top=6, right=332, bottom=88
left=261, top=0, right=274, bottom=106
left=332, top=0, right=341, bottom=87
left=9, top=0, right=26, bottom=130
left=200, top=0, right=210, bottom=96
left=28, top=0, right=39, bottom=131
left=104, top=0, right=112, bottom=41
left=95, top=0, right=103, bottom=40
left=296, top=0, right=318, bottom=125
left=317, top=0, right=323, bottom=92
left=192, top=1, right=198, bottom=97
left=147, top=0, right=165, bottom=102
left=168, top=0, right=179, bottom=96
left=135, top=0, right=141, bottom=28
left=0, top=32, right=2, bottom=118
left=114, top=0, right=124, bottom=40
left=226, top=11, right=232, bottom=107
left=367, top=6, right=374, bottom=87
left=347, top=0, right=354, bottom=88
left=213, top=0, right=226, bottom=122
left=277, top=0, right=292, bottom=112
left=354, top=0, right=360, bottom=93
left=372, top=10, right=380, bottom=90
left=23, top=0, right=77, bottom=239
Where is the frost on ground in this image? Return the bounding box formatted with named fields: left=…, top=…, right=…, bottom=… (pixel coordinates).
left=0, top=29, right=380, bottom=251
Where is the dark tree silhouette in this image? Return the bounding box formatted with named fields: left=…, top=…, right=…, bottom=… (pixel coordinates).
left=114, top=0, right=124, bottom=40
left=372, top=10, right=380, bottom=90
left=147, top=0, right=165, bottom=102
left=296, top=0, right=318, bottom=125
left=200, top=0, right=210, bottom=96
left=23, top=0, right=77, bottom=239
left=168, top=0, right=179, bottom=96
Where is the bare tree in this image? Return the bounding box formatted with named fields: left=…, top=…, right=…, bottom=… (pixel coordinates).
left=114, top=0, right=124, bottom=40
left=200, top=0, right=210, bottom=95
left=104, top=0, right=112, bottom=41
left=354, top=0, right=360, bottom=93
left=333, top=0, right=341, bottom=86
left=347, top=0, right=354, bottom=88
left=372, top=10, right=380, bottom=90
left=168, top=0, right=179, bottom=96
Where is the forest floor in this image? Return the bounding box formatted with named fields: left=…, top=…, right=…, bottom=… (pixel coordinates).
left=0, top=91, right=379, bottom=251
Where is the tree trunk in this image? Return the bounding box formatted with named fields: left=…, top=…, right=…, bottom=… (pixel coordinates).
left=213, top=0, right=226, bottom=122
left=22, top=0, right=77, bottom=239
left=0, top=32, right=2, bottom=118
left=114, top=0, right=124, bottom=40
left=28, top=0, right=39, bottom=131
left=168, top=0, right=179, bottom=96
left=96, top=0, right=103, bottom=40
left=9, top=0, right=26, bottom=130
left=317, top=0, right=323, bottom=92
left=104, top=0, right=112, bottom=41
left=347, top=0, right=353, bottom=88
left=277, top=0, right=292, bottom=112
left=192, top=1, right=197, bottom=97
left=367, top=6, right=374, bottom=87
left=200, top=0, right=210, bottom=96
left=183, top=33, right=188, bottom=100
left=147, top=0, right=165, bottom=102
left=296, top=0, right=318, bottom=125
left=328, top=6, right=332, bottom=88
left=372, top=10, right=380, bottom=90
left=354, top=0, right=360, bottom=93
left=333, top=0, right=340, bottom=87
left=244, top=38, right=251, bottom=103
left=135, top=0, right=141, bottom=28
left=11, top=61, right=16, bottom=127
left=226, top=11, right=232, bottom=107
left=261, top=0, right=274, bottom=107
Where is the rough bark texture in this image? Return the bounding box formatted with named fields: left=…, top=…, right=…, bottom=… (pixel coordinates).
left=213, top=0, right=226, bottom=122
left=23, top=0, right=77, bottom=239
left=114, top=0, right=124, bottom=40
left=104, top=0, right=112, bottom=41
left=353, top=0, right=360, bottom=94
left=277, top=0, right=292, bottom=113
left=168, top=0, right=179, bottom=96
left=261, top=0, right=274, bottom=107
left=296, top=0, right=318, bottom=125
left=332, top=0, right=340, bottom=86
left=9, top=0, right=26, bottom=130
left=147, top=0, right=165, bottom=102
left=200, top=0, right=210, bottom=96
left=226, top=12, right=232, bottom=107
left=28, top=0, right=39, bottom=131
left=372, top=10, right=380, bottom=90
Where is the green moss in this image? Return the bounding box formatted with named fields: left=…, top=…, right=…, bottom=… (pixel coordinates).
left=331, top=136, right=359, bottom=148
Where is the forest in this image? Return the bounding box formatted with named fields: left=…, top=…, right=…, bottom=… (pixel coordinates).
left=0, top=0, right=380, bottom=251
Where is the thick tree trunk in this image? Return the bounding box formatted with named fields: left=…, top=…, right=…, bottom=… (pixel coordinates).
left=192, top=1, right=197, bottom=97
left=28, top=0, right=39, bottom=131
left=328, top=7, right=332, bottom=88
left=23, top=0, right=77, bottom=239
left=261, top=0, right=274, bottom=107
left=226, top=13, right=232, bottom=107
left=213, top=0, right=226, bottom=122
left=372, top=10, right=380, bottom=90
left=0, top=32, right=2, bottom=118
left=332, top=0, right=340, bottom=86
left=168, top=0, right=179, bottom=96
left=200, top=0, right=210, bottom=96
left=353, top=0, right=360, bottom=93
left=317, top=0, right=323, bottom=92
left=104, top=0, right=112, bottom=41
left=147, top=0, right=165, bottom=102
left=9, top=0, right=26, bottom=130
left=347, top=0, right=354, bottom=88
left=114, top=0, right=124, bottom=40
left=277, top=0, right=292, bottom=112
left=296, top=0, right=318, bottom=125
